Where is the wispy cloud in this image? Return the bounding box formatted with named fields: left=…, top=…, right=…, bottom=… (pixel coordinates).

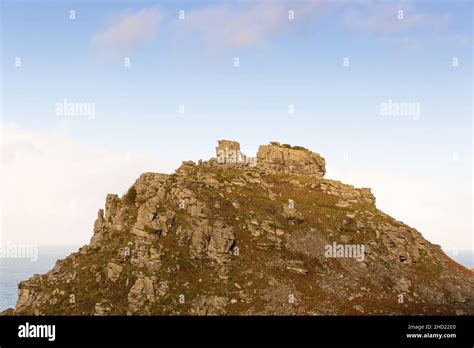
left=343, top=2, right=450, bottom=33
left=92, top=7, right=163, bottom=51
left=90, top=2, right=456, bottom=53
left=173, top=1, right=333, bottom=50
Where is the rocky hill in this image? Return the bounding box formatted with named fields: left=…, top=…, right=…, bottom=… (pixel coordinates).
left=8, top=140, right=473, bottom=315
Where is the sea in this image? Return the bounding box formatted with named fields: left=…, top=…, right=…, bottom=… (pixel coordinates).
left=0, top=245, right=79, bottom=312
left=0, top=247, right=472, bottom=312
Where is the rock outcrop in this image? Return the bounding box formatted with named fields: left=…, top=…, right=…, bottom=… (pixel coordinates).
left=9, top=140, right=473, bottom=316
left=257, top=142, right=326, bottom=177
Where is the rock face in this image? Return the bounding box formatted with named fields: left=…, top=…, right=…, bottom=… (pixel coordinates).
left=257, top=142, right=326, bottom=177
left=187, top=219, right=235, bottom=264
left=216, top=139, right=256, bottom=166
left=9, top=140, right=473, bottom=316
left=128, top=276, right=156, bottom=313
left=90, top=209, right=105, bottom=247
left=216, top=140, right=240, bottom=153
left=106, top=262, right=123, bottom=282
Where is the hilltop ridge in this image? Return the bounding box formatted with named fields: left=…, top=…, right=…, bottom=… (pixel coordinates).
left=7, top=140, right=473, bottom=316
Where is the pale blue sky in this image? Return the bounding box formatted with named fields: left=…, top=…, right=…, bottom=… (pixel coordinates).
left=0, top=0, right=472, bottom=250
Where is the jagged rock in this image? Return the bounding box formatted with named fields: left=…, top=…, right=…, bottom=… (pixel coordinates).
left=9, top=139, right=474, bottom=316
left=132, top=201, right=176, bottom=239
left=0, top=308, right=14, bottom=316
left=90, top=209, right=105, bottom=246
left=282, top=205, right=304, bottom=224
left=215, top=139, right=256, bottom=165
left=249, top=219, right=259, bottom=226
left=216, top=140, right=240, bottom=154
left=130, top=240, right=162, bottom=271
left=396, top=277, right=412, bottom=293
left=286, top=266, right=309, bottom=274
left=188, top=219, right=235, bottom=264
left=191, top=296, right=229, bottom=315
left=94, top=301, right=112, bottom=316
left=335, top=200, right=350, bottom=208
left=257, top=142, right=326, bottom=177
left=16, top=286, right=36, bottom=312
left=260, top=220, right=282, bottom=234
left=188, top=202, right=210, bottom=218
left=156, top=281, right=169, bottom=297
left=257, top=234, right=282, bottom=250
left=275, top=228, right=285, bottom=236
left=320, top=180, right=375, bottom=206
left=133, top=173, right=168, bottom=202
left=128, top=277, right=155, bottom=313
left=49, top=261, right=62, bottom=275
left=105, top=194, right=127, bottom=230
left=189, top=220, right=211, bottom=259
left=247, top=224, right=261, bottom=237
left=207, top=220, right=235, bottom=264
left=106, top=262, right=123, bottom=282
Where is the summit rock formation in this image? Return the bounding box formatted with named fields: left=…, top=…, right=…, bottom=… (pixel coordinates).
left=7, top=140, right=473, bottom=315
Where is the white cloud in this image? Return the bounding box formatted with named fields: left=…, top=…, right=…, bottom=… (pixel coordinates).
left=326, top=166, right=473, bottom=252
left=173, top=1, right=333, bottom=49
left=0, top=124, right=170, bottom=246
left=343, top=2, right=450, bottom=33
left=90, top=2, right=455, bottom=52
left=92, top=7, right=163, bottom=51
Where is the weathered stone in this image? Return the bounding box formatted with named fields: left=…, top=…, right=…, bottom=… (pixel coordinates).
left=215, top=140, right=256, bottom=166
left=105, top=194, right=119, bottom=226
left=16, top=288, right=35, bottom=311
left=257, top=234, right=282, bottom=250
left=257, top=142, right=326, bottom=177
left=286, top=266, right=309, bottom=274
left=216, top=140, right=240, bottom=153
left=189, top=219, right=235, bottom=264
left=282, top=205, right=304, bottom=223
left=133, top=172, right=168, bottom=202
left=189, top=220, right=211, bottom=259
left=335, top=200, right=350, bottom=208
left=132, top=202, right=176, bottom=239
left=90, top=209, right=105, bottom=246
left=275, top=228, right=285, bottom=236
left=11, top=139, right=474, bottom=317
left=130, top=240, right=162, bottom=272
left=128, top=277, right=155, bottom=313
left=106, top=262, right=123, bottom=282
left=207, top=220, right=235, bottom=264
left=191, top=296, right=229, bottom=315
left=94, top=301, right=112, bottom=316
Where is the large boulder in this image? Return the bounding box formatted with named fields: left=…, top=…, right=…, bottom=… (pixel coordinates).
left=127, top=277, right=155, bottom=313
left=106, top=262, right=123, bottom=282
left=104, top=194, right=127, bottom=230
left=257, top=142, right=326, bottom=177
left=188, top=219, right=235, bottom=264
